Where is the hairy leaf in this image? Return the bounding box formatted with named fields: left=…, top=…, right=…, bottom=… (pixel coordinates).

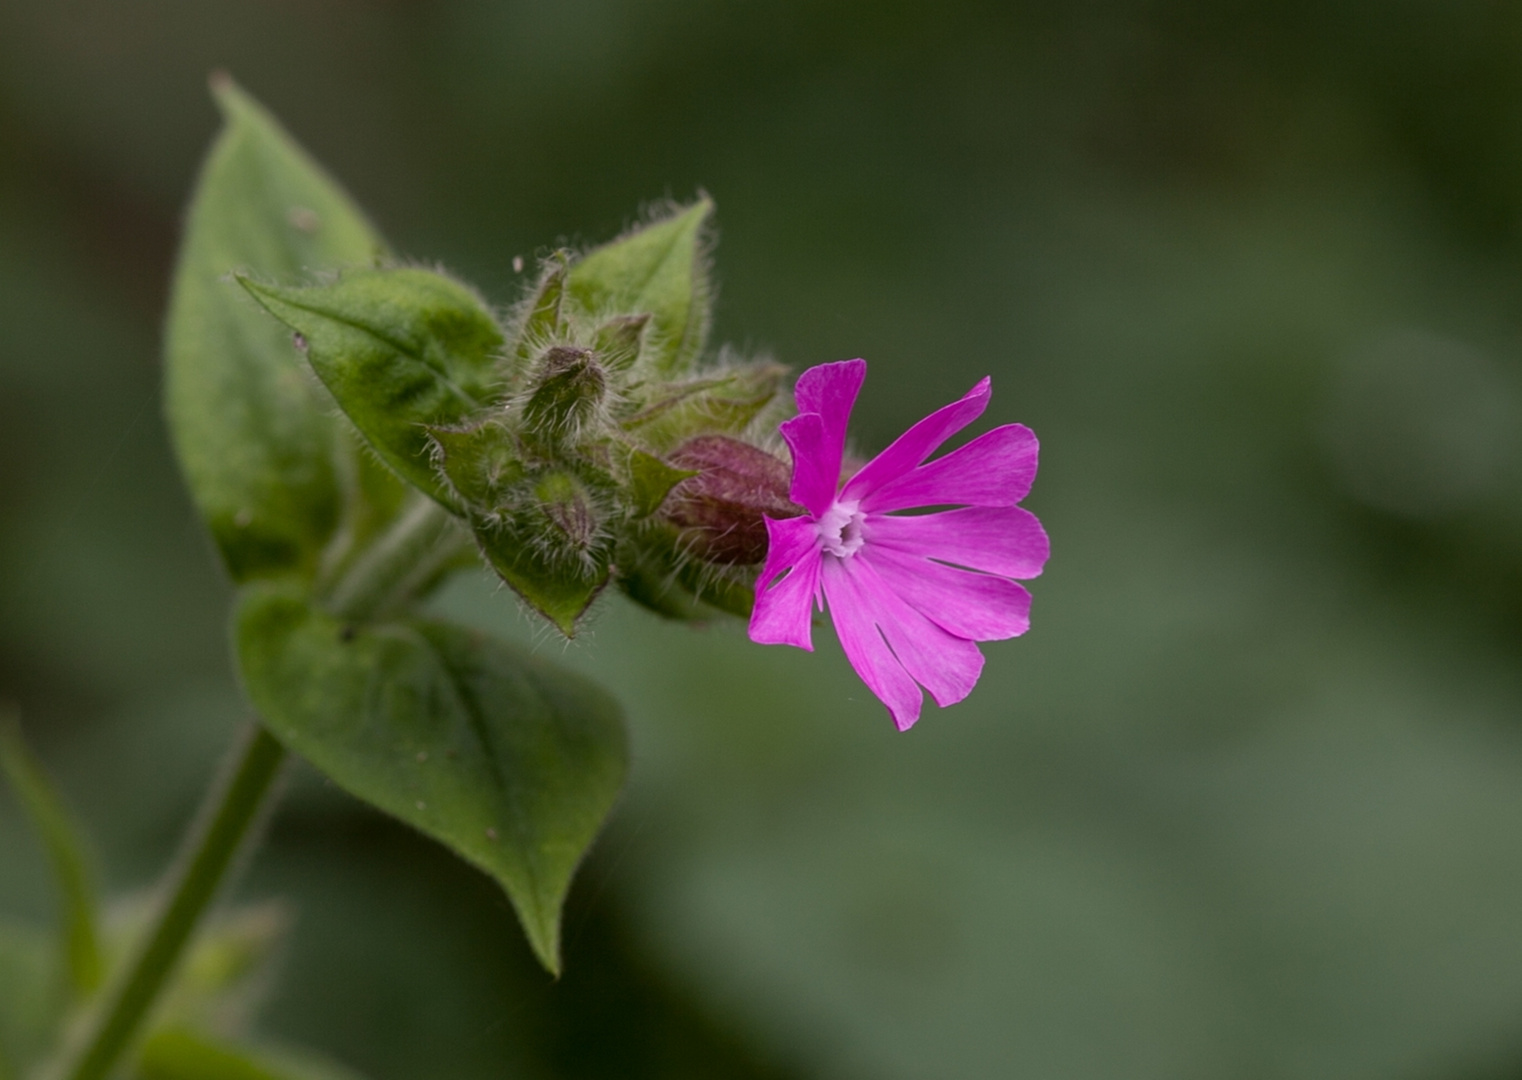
left=591, top=313, right=650, bottom=372
left=615, top=527, right=708, bottom=621
left=235, top=584, right=627, bottom=973
left=568, top=200, right=713, bottom=375
left=165, top=77, right=391, bottom=582
left=627, top=450, right=696, bottom=518
left=242, top=269, right=504, bottom=509
left=472, top=517, right=611, bottom=637
left=429, top=421, right=525, bottom=512
left=621, top=364, right=786, bottom=452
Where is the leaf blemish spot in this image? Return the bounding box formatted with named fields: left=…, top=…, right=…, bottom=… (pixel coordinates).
left=416, top=751, right=428, bottom=763
left=292, top=332, right=308, bottom=353
left=512, top=255, right=524, bottom=273
left=416, top=800, right=426, bottom=811
left=287, top=206, right=321, bottom=233
left=234, top=508, right=253, bottom=528
left=486, top=827, right=498, bottom=841
left=340, top=625, right=357, bottom=643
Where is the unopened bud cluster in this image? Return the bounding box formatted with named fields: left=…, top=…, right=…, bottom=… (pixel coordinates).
left=423, top=203, right=802, bottom=633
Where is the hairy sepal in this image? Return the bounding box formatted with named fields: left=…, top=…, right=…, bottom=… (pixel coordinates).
left=621, top=364, right=786, bottom=452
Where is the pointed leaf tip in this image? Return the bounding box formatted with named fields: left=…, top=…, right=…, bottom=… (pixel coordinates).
left=568, top=199, right=715, bottom=376
left=166, top=79, right=391, bottom=582
left=235, top=585, right=627, bottom=972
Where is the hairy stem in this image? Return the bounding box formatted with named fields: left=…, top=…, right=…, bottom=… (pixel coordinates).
left=321, top=495, right=466, bottom=622
left=55, top=724, right=286, bottom=1080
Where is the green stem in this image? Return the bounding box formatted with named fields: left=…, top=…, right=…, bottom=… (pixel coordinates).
left=56, top=724, right=286, bottom=1080
left=53, top=499, right=461, bottom=1080
left=321, top=495, right=464, bottom=622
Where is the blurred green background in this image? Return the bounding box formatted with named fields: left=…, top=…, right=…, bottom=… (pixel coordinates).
left=7, top=1, right=1522, bottom=1077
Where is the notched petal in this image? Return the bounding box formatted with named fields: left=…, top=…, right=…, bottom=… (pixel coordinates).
left=862, top=424, right=1039, bottom=513
left=842, top=376, right=991, bottom=502
left=749, top=545, right=822, bottom=651
left=821, top=559, right=923, bottom=730
left=861, top=546, right=1032, bottom=641
left=841, top=556, right=985, bottom=709
left=780, top=412, right=838, bottom=516
left=867, top=506, right=1048, bottom=580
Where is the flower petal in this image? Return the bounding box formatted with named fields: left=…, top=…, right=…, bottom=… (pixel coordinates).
left=780, top=360, right=865, bottom=513
left=756, top=513, right=818, bottom=585
left=840, top=555, right=985, bottom=710
left=860, top=423, right=1038, bottom=513
left=749, top=560, right=821, bottom=651
left=841, top=376, right=990, bottom=502
left=793, top=358, right=866, bottom=454
left=866, top=506, right=1049, bottom=579
left=859, top=544, right=1032, bottom=641
left=821, top=557, right=923, bottom=730
left=779, top=413, right=834, bottom=516
left=749, top=527, right=823, bottom=651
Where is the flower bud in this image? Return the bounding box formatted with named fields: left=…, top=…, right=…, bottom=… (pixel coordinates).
left=662, top=435, right=802, bottom=564
left=523, top=346, right=606, bottom=438
left=534, top=470, right=601, bottom=555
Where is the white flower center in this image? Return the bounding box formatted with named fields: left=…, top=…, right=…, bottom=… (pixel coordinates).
left=817, top=500, right=866, bottom=559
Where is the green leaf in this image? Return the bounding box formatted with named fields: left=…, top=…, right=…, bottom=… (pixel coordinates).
left=235, top=584, right=627, bottom=973
left=0, top=715, right=103, bottom=996
left=473, top=518, right=612, bottom=637
left=135, top=1028, right=367, bottom=1080
left=568, top=200, right=713, bottom=375
left=165, top=77, right=389, bottom=583
left=0, top=919, right=66, bottom=1079
left=433, top=439, right=617, bottom=635
left=241, top=269, right=505, bottom=509
left=621, top=363, right=786, bottom=452
left=627, top=450, right=696, bottom=518
left=591, top=313, right=650, bottom=373
left=428, top=421, right=525, bottom=511
left=677, top=559, right=756, bottom=619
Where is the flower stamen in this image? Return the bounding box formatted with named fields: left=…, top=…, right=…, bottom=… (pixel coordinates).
left=817, top=500, right=866, bottom=559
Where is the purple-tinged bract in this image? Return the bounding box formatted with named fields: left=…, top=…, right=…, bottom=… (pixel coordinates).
left=748, top=359, right=1047, bottom=730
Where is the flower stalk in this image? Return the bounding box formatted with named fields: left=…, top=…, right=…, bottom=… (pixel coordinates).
left=319, top=494, right=467, bottom=622
left=54, top=723, right=286, bottom=1080
left=52, top=494, right=469, bottom=1080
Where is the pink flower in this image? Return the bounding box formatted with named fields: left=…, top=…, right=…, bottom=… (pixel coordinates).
left=748, top=359, right=1048, bottom=730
